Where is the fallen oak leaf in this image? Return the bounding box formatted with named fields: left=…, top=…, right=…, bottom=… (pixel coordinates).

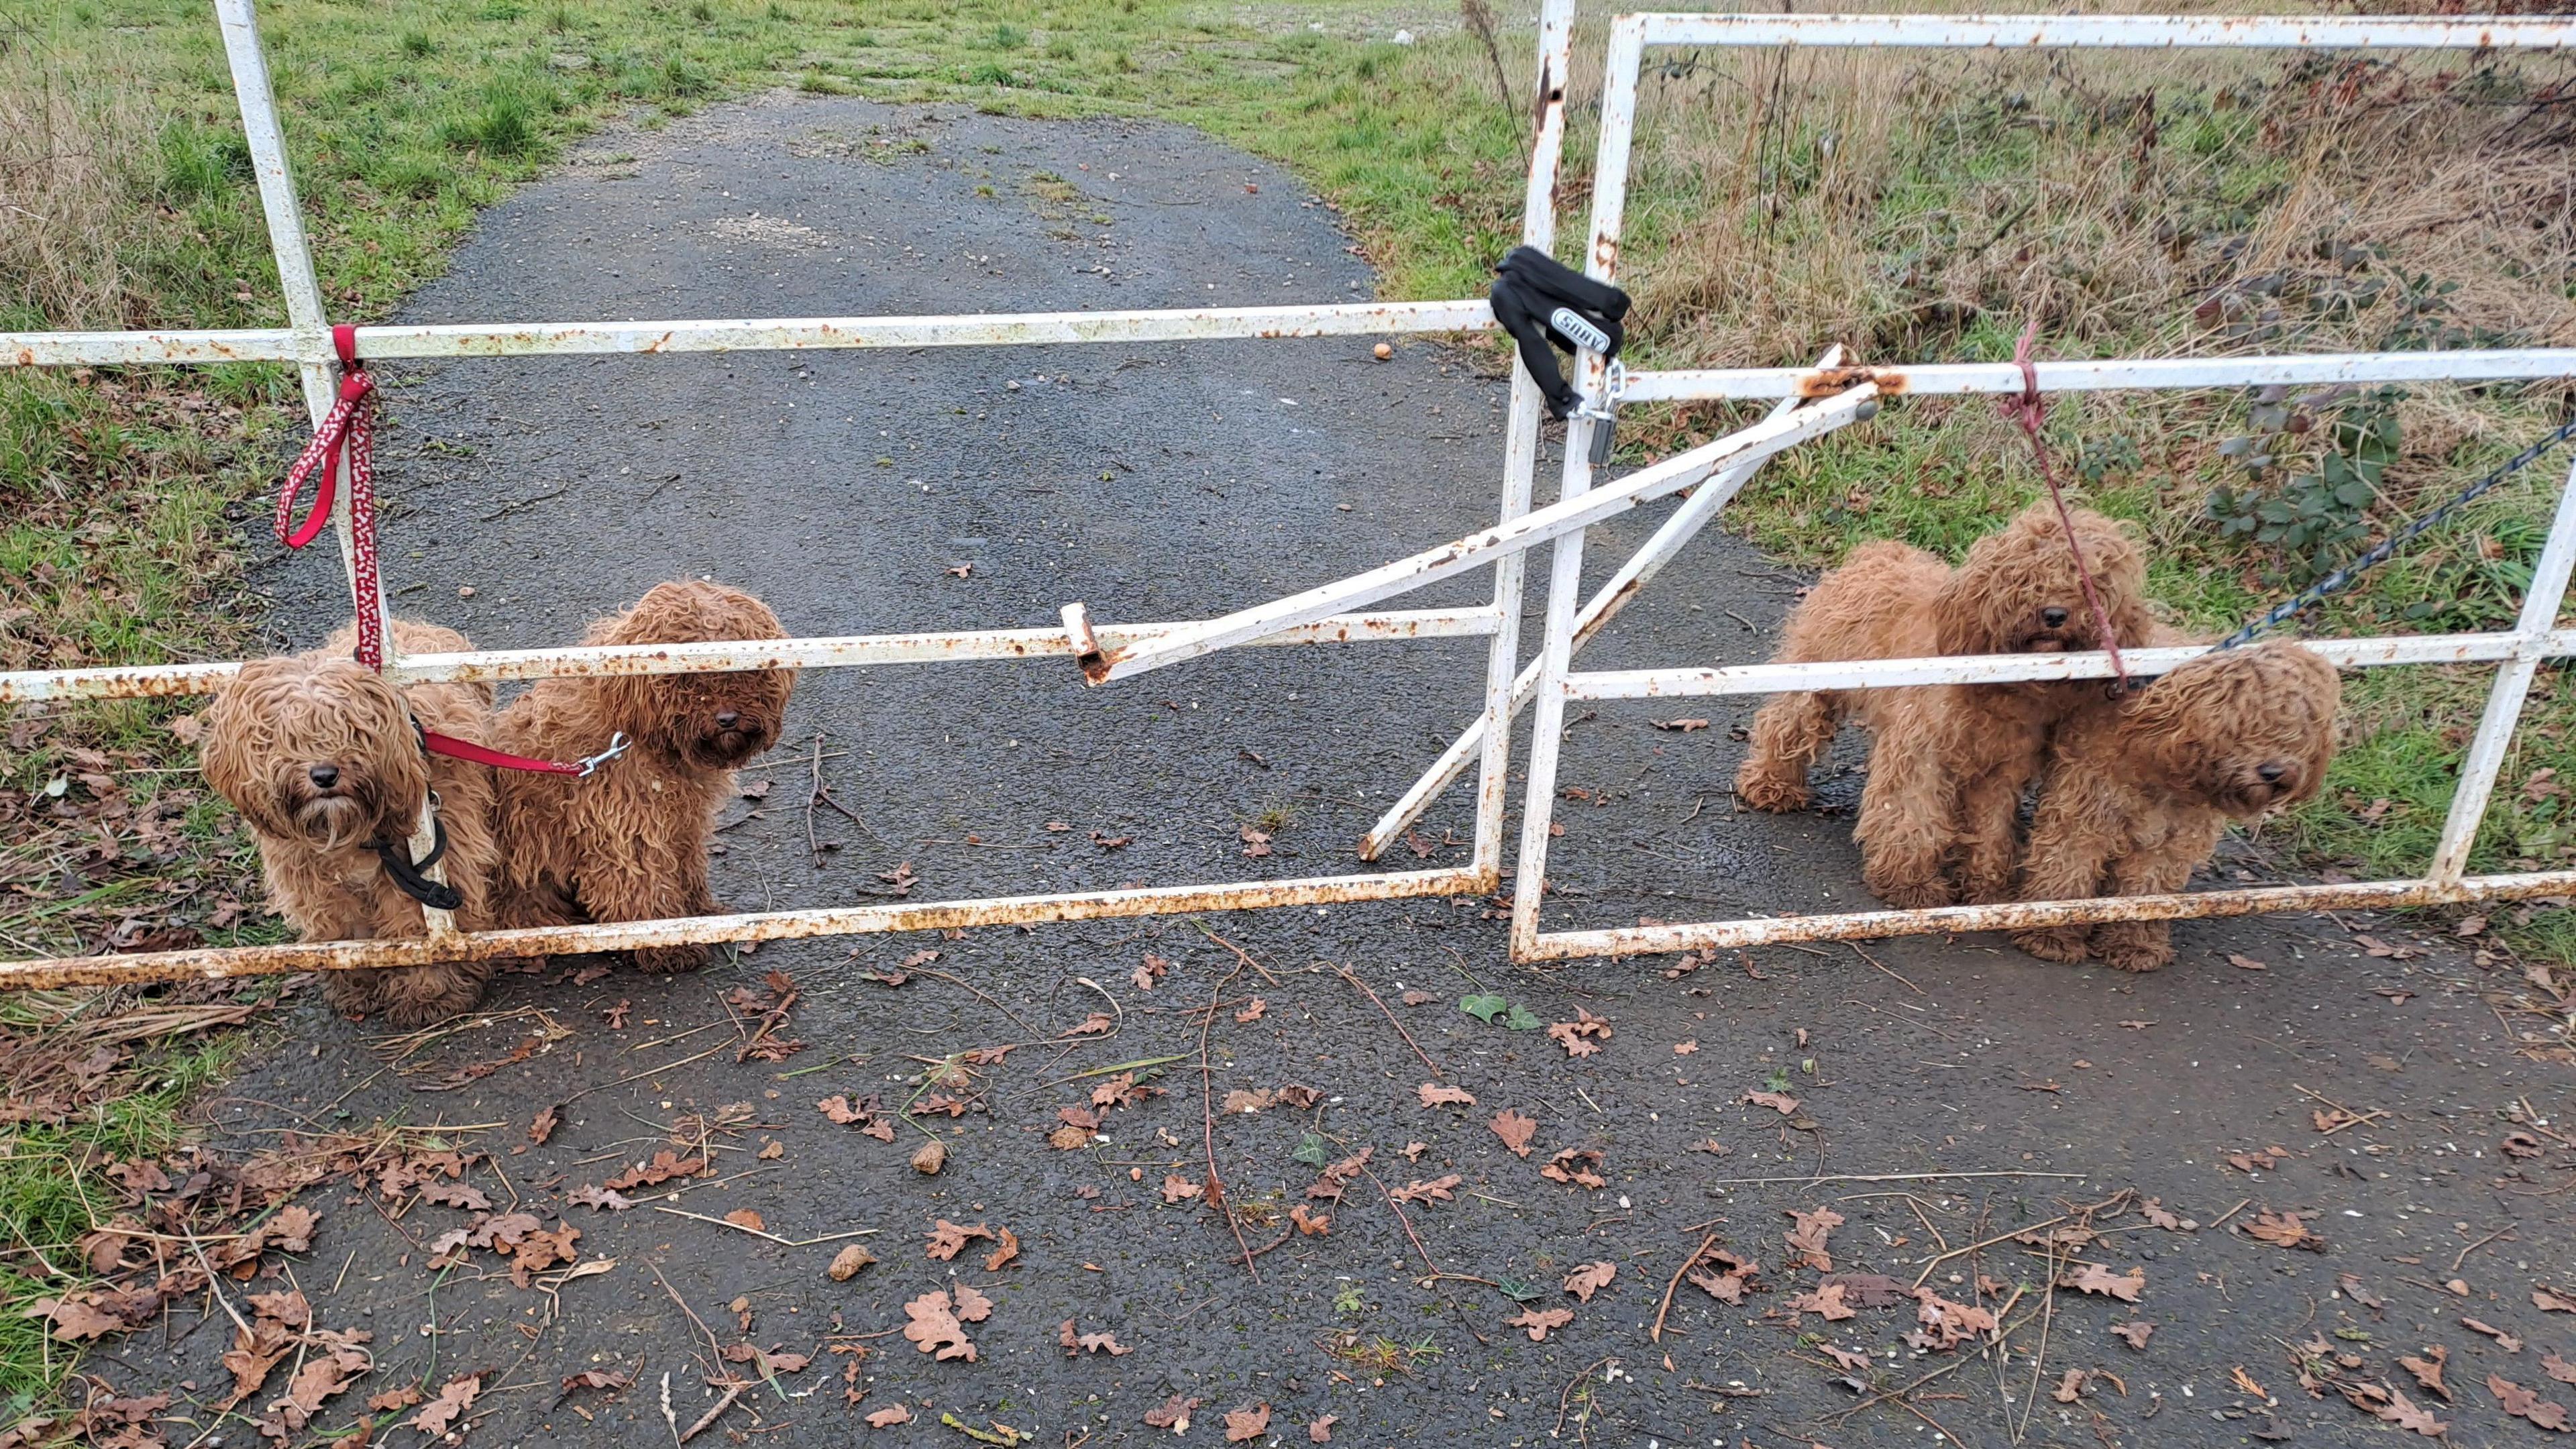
left=1562, top=1261, right=1615, bottom=1303
left=1224, top=1403, right=1272, bottom=1443
left=1790, top=1282, right=1858, bottom=1322
left=1057, top=1319, right=1131, bottom=1356
left=1784, top=1207, right=1845, bottom=1272
left=925, top=1220, right=996, bottom=1262
left=866, top=1404, right=914, bottom=1427
left=1309, top=1415, right=1338, bottom=1443
left=1540, top=1146, right=1605, bottom=1189
left=409, top=1375, right=480, bottom=1437
left=1505, top=1306, right=1574, bottom=1341
left=1289, top=1203, right=1330, bottom=1236
left=1417, top=1082, right=1476, bottom=1108
left=1161, top=1175, right=1203, bottom=1204
left=2062, top=1263, right=2147, bottom=1303
left=2538, top=1286, right=2576, bottom=1314
left=2239, top=1210, right=2325, bottom=1250
left=2400, top=1345, right=2452, bottom=1401
left=1546, top=1007, right=1613, bottom=1058
left=1144, top=1395, right=1202, bottom=1432
left=983, top=1227, right=1020, bottom=1273
left=2487, top=1374, right=2573, bottom=1432
left=900, top=1291, right=977, bottom=1362
left=1489, top=1108, right=1537, bottom=1158
left=1743, top=1089, right=1801, bottom=1116
left=1389, top=1174, right=1462, bottom=1205
left=2545, top=1350, right=2576, bottom=1387
left=2110, top=1320, right=2154, bottom=1350
left=951, top=1284, right=994, bottom=1324
left=2467, top=1317, right=2525, bottom=1352
left=1234, top=997, right=1267, bottom=1022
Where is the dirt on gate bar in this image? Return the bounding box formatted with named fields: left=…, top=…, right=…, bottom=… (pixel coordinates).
left=20, top=91, right=2576, bottom=1449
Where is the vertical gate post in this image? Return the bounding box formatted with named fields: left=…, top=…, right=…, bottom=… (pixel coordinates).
left=1509, top=14, right=1649, bottom=957
left=1470, top=0, right=1580, bottom=887
left=213, top=0, right=451, bottom=928
left=2428, top=452, right=2576, bottom=884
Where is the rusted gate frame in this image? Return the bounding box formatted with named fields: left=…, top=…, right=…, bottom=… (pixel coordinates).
left=1499, top=9, right=2576, bottom=963
left=0, top=0, right=1585, bottom=990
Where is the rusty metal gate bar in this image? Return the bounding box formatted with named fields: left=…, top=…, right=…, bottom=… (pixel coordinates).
left=1500, top=9, right=2576, bottom=963
left=0, top=0, right=1585, bottom=990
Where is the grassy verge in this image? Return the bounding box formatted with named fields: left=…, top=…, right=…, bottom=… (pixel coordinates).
left=5, top=0, right=2573, bottom=1410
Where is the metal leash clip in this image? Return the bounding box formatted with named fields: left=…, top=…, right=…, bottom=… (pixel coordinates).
left=1574, top=358, right=1629, bottom=465
left=577, top=731, right=631, bottom=778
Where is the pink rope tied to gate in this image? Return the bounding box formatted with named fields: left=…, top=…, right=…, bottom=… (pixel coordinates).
left=1999, top=317, right=2128, bottom=694
left=275, top=323, right=386, bottom=672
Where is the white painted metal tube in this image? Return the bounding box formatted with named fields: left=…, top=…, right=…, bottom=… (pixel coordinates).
left=1, top=301, right=1497, bottom=368
left=0, top=867, right=1484, bottom=991
left=1519, top=868, right=2576, bottom=961
left=1617, top=350, right=2576, bottom=402
left=1563, top=629, right=2576, bottom=700
left=0, top=607, right=1502, bottom=704
left=1091, top=384, right=1880, bottom=684
left=1634, top=12, right=2576, bottom=50
left=1359, top=348, right=1838, bottom=861
left=1471, top=0, right=1580, bottom=883
left=2428, top=453, right=2576, bottom=883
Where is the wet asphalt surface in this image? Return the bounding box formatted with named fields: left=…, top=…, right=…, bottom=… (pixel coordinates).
left=148, top=93, right=2576, bottom=1446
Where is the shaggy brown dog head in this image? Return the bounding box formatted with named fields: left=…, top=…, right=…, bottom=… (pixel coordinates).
left=2124, top=641, right=2341, bottom=817
left=1933, top=502, right=2154, bottom=656
left=588, top=580, right=794, bottom=769
left=201, top=651, right=429, bottom=851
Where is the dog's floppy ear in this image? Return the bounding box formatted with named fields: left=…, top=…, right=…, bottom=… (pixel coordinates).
left=201, top=662, right=293, bottom=837
left=1929, top=552, right=2012, bottom=655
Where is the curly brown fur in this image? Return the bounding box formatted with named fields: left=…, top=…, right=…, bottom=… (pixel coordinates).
left=1734, top=501, right=2155, bottom=907
left=201, top=620, right=503, bottom=1025
left=494, top=580, right=793, bottom=974
left=2012, top=641, right=2341, bottom=972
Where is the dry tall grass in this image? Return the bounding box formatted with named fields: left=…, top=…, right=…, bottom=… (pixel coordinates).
left=0, top=29, right=164, bottom=329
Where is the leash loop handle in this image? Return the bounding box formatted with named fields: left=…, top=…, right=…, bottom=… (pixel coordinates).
left=276, top=323, right=387, bottom=671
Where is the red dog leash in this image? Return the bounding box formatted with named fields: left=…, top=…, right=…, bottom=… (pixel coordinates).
left=1999, top=318, right=2129, bottom=694
left=278, top=325, right=627, bottom=780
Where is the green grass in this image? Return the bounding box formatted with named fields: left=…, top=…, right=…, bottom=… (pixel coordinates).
left=5, top=0, right=2572, bottom=1406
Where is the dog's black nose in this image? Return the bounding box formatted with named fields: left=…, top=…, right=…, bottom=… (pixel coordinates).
left=2041, top=606, right=2070, bottom=629
left=714, top=711, right=740, bottom=729
left=309, top=764, right=340, bottom=789
left=2257, top=761, right=2288, bottom=783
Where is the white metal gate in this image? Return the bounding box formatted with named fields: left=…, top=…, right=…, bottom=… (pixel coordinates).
left=3, top=5, right=2573, bottom=989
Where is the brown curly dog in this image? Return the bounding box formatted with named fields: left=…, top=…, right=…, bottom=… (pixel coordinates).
left=2012, top=640, right=2340, bottom=971
left=1734, top=501, right=2155, bottom=908
left=494, top=580, right=793, bottom=974
left=200, top=620, right=502, bottom=1025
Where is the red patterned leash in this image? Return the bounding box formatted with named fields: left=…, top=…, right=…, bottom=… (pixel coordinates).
left=275, top=323, right=387, bottom=672
left=1999, top=317, right=2129, bottom=694
left=278, top=326, right=628, bottom=779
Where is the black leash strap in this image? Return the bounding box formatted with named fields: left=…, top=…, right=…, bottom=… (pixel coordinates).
left=1490, top=246, right=1631, bottom=420
left=368, top=795, right=466, bottom=912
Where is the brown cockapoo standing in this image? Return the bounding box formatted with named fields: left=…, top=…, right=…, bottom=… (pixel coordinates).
left=1734, top=501, right=2156, bottom=908
left=494, top=580, right=793, bottom=973
left=2012, top=640, right=2340, bottom=971
left=200, top=619, right=502, bottom=1025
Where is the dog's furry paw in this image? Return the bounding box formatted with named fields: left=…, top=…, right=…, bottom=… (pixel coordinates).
left=1865, top=874, right=1955, bottom=911
left=1732, top=765, right=1809, bottom=814
left=2091, top=926, right=2172, bottom=973
left=2012, top=927, right=2091, bottom=963
left=629, top=944, right=710, bottom=975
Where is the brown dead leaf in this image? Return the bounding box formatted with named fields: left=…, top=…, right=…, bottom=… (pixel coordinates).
left=1790, top=1283, right=1858, bottom=1321
left=368, top=1385, right=424, bottom=1413
left=1506, top=1306, right=1574, bottom=1341
left=2544, top=1351, right=2576, bottom=1387
left=2110, top=1320, right=2154, bottom=1350
left=1309, top=1415, right=1338, bottom=1444
left=2141, top=1198, right=2188, bottom=1231
left=2401, top=1345, right=2452, bottom=1401
left=1674, top=1040, right=1698, bottom=1055
left=2054, top=1368, right=2088, bottom=1403
left=1389, top=1174, right=1462, bottom=1205
left=1784, top=1207, right=1845, bottom=1272
left=529, top=1106, right=559, bottom=1145
left=2063, top=1264, right=2147, bottom=1303
left=1489, top=1109, right=1538, bottom=1159
left=724, top=1209, right=766, bottom=1234
left=1743, top=1089, right=1801, bottom=1116
left=1224, top=1403, right=1271, bottom=1442
left=1162, top=1175, right=1204, bottom=1204
left=1563, top=1261, right=1615, bottom=1302
left=983, top=1228, right=1020, bottom=1273
left=2488, top=1374, right=2573, bottom=1432
left=2467, top=1318, right=2525, bottom=1352
left=1220, top=1088, right=1275, bottom=1115
left=1651, top=717, right=1711, bottom=732
left=925, top=1220, right=995, bottom=1262
left=1909, top=1287, right=1998, bottom=1352
left=865, top=1403, right=914, bottom=1427
left=1057, top=1318, right=1131, bottom=1357
left=409, top=1375, right=480, bottom=1438
left=1546, top=1008, right=1613, bottom=1058
left=2538, top=1286, right=2576, bottom=1315
left=1417, top=1082, right=1476, bottom=1108
left=1234, top=998, right=1267, bottom=1023
left=1144, top=1395, right=1202, bottom=1432
left=1062, top=1011, right=1115, bottom=1037
left=1540, top=1146, right=1605, bottom=1189
left=1289, top=1203, right=1330, bottom=1236
left=901, top=1291, right=977, bottom=1362
left=1132, top=955, right=1169, bottom=991
left=1399, top=990, right=1434, bottom=1006
left=951, top=1284, right=994, bottom=1324
left=2240, top=1211, right=2324, bottom=1250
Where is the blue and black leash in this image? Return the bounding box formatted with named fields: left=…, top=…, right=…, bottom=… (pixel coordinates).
left=2209, top=414, right=2576, bottom=655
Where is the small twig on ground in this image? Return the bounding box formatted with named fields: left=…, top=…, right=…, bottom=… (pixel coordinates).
left=1359, top=1165, right=1438, bottom=1276
left=1652, top=1232, right=1717, bottom=1343
left=1911, top=1215, right=2070, bottom=1289
left=678, top=1382, right=745, bottom=1444
left=1333, top=963, right=1444, bottom=1079
left=909, top=965, right=1048, bottom=1042
left=1197, top=959, right=1259, bottom=1283
left=1848, top=942, right=1925, bottom=995
left=802, top=732, right=877, bottom=861
left=1554, top=1356, right=1615, bottom=1443
left=2014, top=1241, right=2062, bottom=1444
left=1712, top=1169, right=2087, bottom=1189
left=646, top=1260, right=728, bottom=1375
left=183, top=1229, right=252, bottom=1336
left=1193, top=921, right=1279, bottom=985
left=2449, top=1222, right=2514, bottom=1273
left=2204, top=1197, right=2255, bottom=1231
left=649, top=1205, right=878, bottom=1248
left=659, top=1372, right=681, bottom=1449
